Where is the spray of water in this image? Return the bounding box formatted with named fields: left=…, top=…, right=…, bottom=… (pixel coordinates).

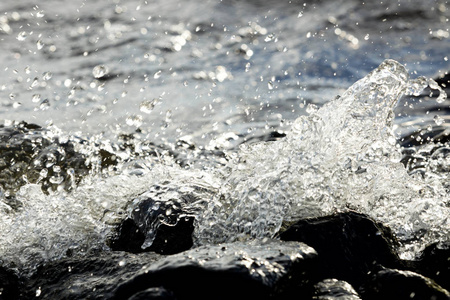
left=0, top=60, right=447, bottom=272
left=194, top=60, right=448, bottom=259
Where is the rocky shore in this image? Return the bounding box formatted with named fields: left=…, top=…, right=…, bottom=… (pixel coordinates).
left=1, top=211, right=449, bottom=300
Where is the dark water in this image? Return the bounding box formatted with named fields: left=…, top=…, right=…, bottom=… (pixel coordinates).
left=0, top=0, right=449, bottom=271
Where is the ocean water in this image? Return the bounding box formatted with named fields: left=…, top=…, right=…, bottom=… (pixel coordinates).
left=0, top=0, right=449, bottom=271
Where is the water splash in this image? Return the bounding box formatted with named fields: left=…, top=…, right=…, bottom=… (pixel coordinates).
left=0, top=60, right=448, bottom=272
left=194, top=60, right=449, bottom=259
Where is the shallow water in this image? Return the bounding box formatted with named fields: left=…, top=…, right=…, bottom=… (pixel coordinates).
left=0, top=0, right=449, bottom=271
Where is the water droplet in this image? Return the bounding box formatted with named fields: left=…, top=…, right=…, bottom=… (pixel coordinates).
left=31, top=77, right=39, bottom=88
left=140, top=99, right=158, bottom=113
left=37, top=39, right=44, bottom=50
left=183, top=81, right=188, bottom=86
left=306, top=103, right=318, bottom=114
left=434, top=115, right=445, bottom=126
left=165, top=110, right=172, bottom=123
left=428, top=78, right=447, bottom=103
left=126, top=115, right=143, bottom=127
left=118, top=260, right=126, bottom=267
left=39, top=99, right=50, bottom=110
left=17, top=31, right=27, bottom=41
left=42, top=72, right=52, bottom=80
left=36, top=288, right=41, bottom=297
left=364, top=34, right=370, bottom=40
left=264, top=34, right=275, bottom=42
left=92, top=65, right=109, bottom=79
left=154, top=70, right=162, bottom=79
left=268, top=81, right=274, bottom=90
left=245, top=62, right=251, bottom=72
left=36, top=10, right=45, bottom=18
left=32, top=94, right=41, bottom=103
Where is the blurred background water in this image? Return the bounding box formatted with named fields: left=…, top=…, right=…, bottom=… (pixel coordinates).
left=0, top=0, right=448, bottom=148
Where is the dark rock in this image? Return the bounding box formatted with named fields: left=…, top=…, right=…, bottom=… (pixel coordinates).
left=146, top=216, right=194, bottom=255
left=110, top=183, right=212, bottom=255
left=109, top=218, right=145, bottom=253
left=23, top=251, right=161, bottom=300
left=362, top=266, right=450, bottom=300
left=127, top=287, right=176, bottom=300
left=0, top=265, right=20, bottom=300
left=110, top=215, right=194, bottom=255
left=312, top=279, right=362, bottom=300
left=412, top=242, right=450, bottom=291
left=278, top=211, right=401, bottom=288
left=109, top=218, right=146, bottom=253
left=112, top=240, right=318, bottom=300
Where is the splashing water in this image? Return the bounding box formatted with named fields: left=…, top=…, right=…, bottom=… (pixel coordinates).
left=194, top=60, right=449, bottom=259
left=0, top=60, right=448, bottom=272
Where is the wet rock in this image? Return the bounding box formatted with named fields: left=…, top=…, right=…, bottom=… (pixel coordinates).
left=312, top=279, right=362, bottom=300
left=109, top=218, right=147, bottom=253
left=23, top=251, right=161, bottom=300
left=412, top=242, right=450, bottom=291
left=110, top=183, right=212, bottom=255
left=23, top=240, right=317, bottom=299
left=362, top=266, right=450, bottom=300
left=278, top=211, right=401, bottom=288
left=110, top=215, right=194, bottom=255
left=0, top=265, right=20, bottom=300
left=127, top=287, right=176, bottom=300
left=113, top=240, right=318, bottom=300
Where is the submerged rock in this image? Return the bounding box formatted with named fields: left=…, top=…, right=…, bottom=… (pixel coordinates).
left=362, top=266, right=450, bottom=300
left=312, top=279, right=362, bottom=300
left=278, top=211, right=401, bottom=288
left=112, top=240, right=318, bottom=300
